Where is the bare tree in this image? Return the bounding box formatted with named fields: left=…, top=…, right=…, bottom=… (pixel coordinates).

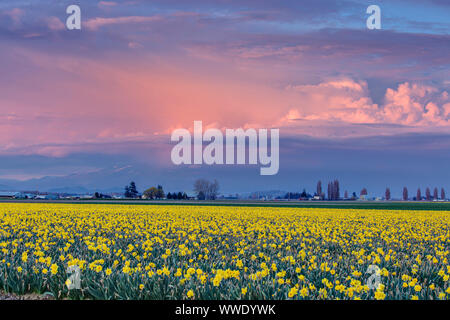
left=416, top=188, right=421, bottom=201
left=441, top=188, right=446, bottom=200
left=194, top=179, right=219, bottom=200
left=344, top=190, right=348, bottom=199
left=194, top=179, right=209, bottom=200
left=208, top=179, right=220, bottom=200
left=360, top=188, right=368, bottom=196
left=433, top=187, right=438, bottom=200
left=402, top=187, right=408, bottom=201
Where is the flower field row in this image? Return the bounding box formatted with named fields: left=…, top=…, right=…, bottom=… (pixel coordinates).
left=0, top=203, right=449, bottom=300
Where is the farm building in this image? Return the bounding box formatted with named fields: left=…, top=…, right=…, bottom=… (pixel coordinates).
left=0, top=191, right=20, bottom=199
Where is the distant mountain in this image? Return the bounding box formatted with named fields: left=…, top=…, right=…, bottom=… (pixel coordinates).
left=0, top=166, right=145, bottom=194
left=0, top=166, right=294, bottom=196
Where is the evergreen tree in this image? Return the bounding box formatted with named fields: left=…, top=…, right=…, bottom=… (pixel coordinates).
left=124, top=185, right=131, bottom=198
left=129, top=181, right=138, bottom=198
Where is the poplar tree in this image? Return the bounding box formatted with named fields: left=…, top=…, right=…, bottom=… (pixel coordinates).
left=403, top=187, right=408, bottom=201
left=316, top=181, right=322, bottom=198
left=385, top=188, right=391, bottom=200
left=426, top=188, right=431, bottom=201
left=433, top=187, right=438, bottom=200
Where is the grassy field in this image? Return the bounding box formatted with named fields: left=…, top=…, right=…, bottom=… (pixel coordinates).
left=2, top=199, right=450, bottom=211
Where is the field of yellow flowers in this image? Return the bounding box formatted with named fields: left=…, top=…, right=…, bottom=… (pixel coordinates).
left=0, top=203, right=449, bottom=300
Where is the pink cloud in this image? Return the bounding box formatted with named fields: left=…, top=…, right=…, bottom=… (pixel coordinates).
left=46, top=17, right=65, bottom=31
left=85, top=15, right=162, bottom=30
left=382, top=83, right=448, bottom=125
left=4, top=8, right=24, bottom=27
left=283, top=79, right=380, bottom=124
left=1, top=45, right=448, bottom=157
left=280, top=80, right=449, bottom=130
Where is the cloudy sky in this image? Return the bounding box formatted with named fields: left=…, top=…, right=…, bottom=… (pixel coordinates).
left=0, top=0, right=449, bottom=196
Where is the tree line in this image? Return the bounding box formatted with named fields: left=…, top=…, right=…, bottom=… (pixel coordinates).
left=123, top=180, right=445, bottom=201
left=122, top=178, right=220, bottom=200
left=399, top=186, right=445, bottom=201
left=281, top=180, right=446, bottom=201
